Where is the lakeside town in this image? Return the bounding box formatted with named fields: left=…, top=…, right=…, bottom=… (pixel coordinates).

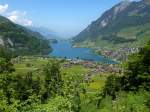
left=100, top=47, right=140, bottom=61
left=12, top=46, right=140, bottom=82
left=12, top=56, right=122, bottom=82
left=64, top=59, right=122, bottom=81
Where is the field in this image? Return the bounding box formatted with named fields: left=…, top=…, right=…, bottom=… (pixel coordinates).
left=13, top=56, right=107, bottom=111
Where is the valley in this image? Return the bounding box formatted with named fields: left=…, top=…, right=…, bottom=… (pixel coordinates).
left=10, top=56, right=120, bottom=112
left=0, top=0, right=150, bottom=112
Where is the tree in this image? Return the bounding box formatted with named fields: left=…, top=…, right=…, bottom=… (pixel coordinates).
left=62, top=73, right=84, bottom=112
left=102, top=75, right=121, bottom=99
left=121, top=41, right=150, bottom=91
left=42, top=60, right=63, bottom=101
left=0, top=58, right=14, bottom=73
left=32, top=96, right=73, bottom=112
left=0, top=47, right=13, bottom=60
left=0, top=47, right=15, bottom=73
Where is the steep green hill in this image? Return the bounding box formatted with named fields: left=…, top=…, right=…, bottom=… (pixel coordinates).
left=0, top=15, right=52, bottom=55
left=73, top=0, right=150, bottom=50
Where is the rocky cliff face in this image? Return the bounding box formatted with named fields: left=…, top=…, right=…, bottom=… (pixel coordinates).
left=0, top=37, right=14, bottom=47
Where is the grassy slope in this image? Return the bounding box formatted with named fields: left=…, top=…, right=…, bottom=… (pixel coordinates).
left=74, top=23, right=150, bottom=51
left=14, top=57, right=107, bottom=112
left=61, top=63, right=107, bottom=112
left=13, top=57, right=149, bottom=112
left=14, top=57, right=49, bottom=74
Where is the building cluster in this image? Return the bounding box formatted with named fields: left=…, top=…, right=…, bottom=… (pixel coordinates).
left=101, top=47, right=139, bottom=61
left=63, top=59, right=122, bottom=81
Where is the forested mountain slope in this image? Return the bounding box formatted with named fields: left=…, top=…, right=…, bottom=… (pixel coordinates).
left=73, top=0, right=150, bottom=49
left=0, top=15, right=52, bottom=55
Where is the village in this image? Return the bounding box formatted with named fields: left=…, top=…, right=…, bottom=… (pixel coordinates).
left=100, top=47, right=139, bottom=61
left=63, top=58, right=122, bottom=80
left=12, top=56, right=122, bottom=81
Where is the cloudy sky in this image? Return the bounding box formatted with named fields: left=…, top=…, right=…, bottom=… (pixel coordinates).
left=0, top=0, right=140, bottom=38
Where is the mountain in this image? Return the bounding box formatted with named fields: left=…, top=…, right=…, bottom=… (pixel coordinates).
left=73, top=0, right=150, bottom=49
left=0, top=15, right=52, bottom=55
left=28, top=26, right=61, bottom=40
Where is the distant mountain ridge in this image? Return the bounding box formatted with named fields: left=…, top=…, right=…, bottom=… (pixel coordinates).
left=28, top=26, right=61, bottom=40
left=73, top=0, right=150, bottom=49
left=0, top=15, right=52, bottom=55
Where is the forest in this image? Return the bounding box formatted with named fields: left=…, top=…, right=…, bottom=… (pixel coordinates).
left=0, top=40, right=150, bottom=112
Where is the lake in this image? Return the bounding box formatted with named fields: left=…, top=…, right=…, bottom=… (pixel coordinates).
left=49, top=41, right=116, bottom=64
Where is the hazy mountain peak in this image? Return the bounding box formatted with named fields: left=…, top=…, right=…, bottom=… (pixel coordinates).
left=142, top=0, right=150, bottom=4
left=28, top=26, right=61, bottom=40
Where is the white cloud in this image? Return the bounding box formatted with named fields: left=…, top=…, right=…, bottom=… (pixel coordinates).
left=0, top=3, right=33, bottom=26
left=8, top=10, right=33, bottom=26
left=0, top=4, right=8, bottom=14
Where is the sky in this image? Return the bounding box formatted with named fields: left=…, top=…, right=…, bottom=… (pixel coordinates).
left=0, top=0, right=140, bottom=38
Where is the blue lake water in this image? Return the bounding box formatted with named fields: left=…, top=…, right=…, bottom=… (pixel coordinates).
left=49, top=41, right=116, bottom=64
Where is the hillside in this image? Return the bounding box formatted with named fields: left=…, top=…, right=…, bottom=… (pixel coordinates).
left=0, top=15, right=52, bottom=55
left=0, top=40, right=150, bottom=111
left=73, top=0, right=150, bottom=50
